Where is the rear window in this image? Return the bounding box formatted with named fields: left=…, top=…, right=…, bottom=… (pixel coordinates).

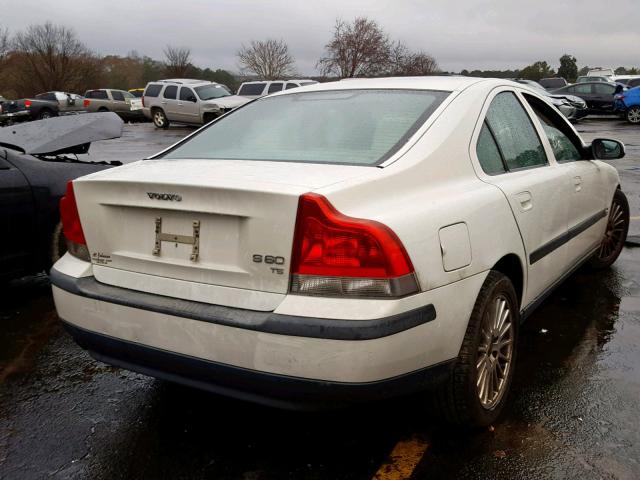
left=238, top=83, right=267, bottom=96
left=145, top=84, right=163, bottom=97
left=86, top=90, right=108, bottom=99
left=540, top=78, right=566, bottom=88
left=163, top=89, right=449, bottom=166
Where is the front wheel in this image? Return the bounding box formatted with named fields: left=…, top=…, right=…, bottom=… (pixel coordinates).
left=626, top=106, right=640, bottom=124
left=38, top=109, right=54, bottom=119
left=432, top=271, right=518, bottom=426
left=589, top=189, right=629, bottom=269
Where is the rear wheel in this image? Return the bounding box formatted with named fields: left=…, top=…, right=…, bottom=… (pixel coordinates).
left=153, top=108, right=170, bottom=129
left=627, top=106, right=640, bottom=124
left=589, top=189, right=629, bottom=269
left=48, top=222, right=67, bottom=271
left=432, top=271, right=518, bottom=426
left=98, top=107, right=109, bottom=112
left=38, top=109, right=54, bottom=119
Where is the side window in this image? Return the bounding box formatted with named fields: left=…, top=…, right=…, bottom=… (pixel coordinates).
left=574, top=84, right=592, bottom=95
left=163, top=85, right=178, bottom=99
left=267, top=82, right=284, bottom=94
left=476, top=122, right=506, bottom=175
left=523, top=94, right=583, bottom=162
left=179, top=87, right=195, bottom=101
left=485, top=92, right=547, bottom=170
left=145, top=84, right=162, bottom=97
left=111, top=90, right=125, bottom=101
left=629, top=79, right=640, bottom=88
left=285, top=82, right=298, bottom=90
left=593, top=83, right=615, bottom=95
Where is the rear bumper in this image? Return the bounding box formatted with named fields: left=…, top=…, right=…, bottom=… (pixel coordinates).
left=51, top=256, right=485, bottom=405
left=63, top=321, right=453, bottom=409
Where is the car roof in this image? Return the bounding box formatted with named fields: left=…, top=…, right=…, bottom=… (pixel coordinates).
left=269, top=76, right=492, bottom=95
left=240, top=79, right=316, bottom=84
left=157, top=78, right=209, bottom=85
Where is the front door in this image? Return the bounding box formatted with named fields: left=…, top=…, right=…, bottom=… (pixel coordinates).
left=0, top=156, right=35, bottom=278
left=177, top=87, right=200, bottom=124
left=473, top=90, right=573, bottom=306
left=521, top=92, right=608, bottom=265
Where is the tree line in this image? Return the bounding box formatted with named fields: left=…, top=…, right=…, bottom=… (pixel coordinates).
left=1, top=19, right=638, bottom=99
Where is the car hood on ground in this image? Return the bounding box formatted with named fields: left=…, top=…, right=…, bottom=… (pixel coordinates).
left=202, top=95, right=251, bottom=109
left=0, top=112, right=123, bottom=155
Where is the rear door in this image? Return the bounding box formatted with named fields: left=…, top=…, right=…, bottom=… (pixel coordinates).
left=161, top=85, right=180, bottom=119
left=592, top=83, right=616, bottom=112
left=473, top=89, right=573, bottom=305
left=109, top=90, right=128, bottom=113
left=0, top=155, right=35, bottom=278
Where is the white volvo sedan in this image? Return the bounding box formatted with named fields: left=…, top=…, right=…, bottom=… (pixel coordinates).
left=51, top=77, right=629, bottom=426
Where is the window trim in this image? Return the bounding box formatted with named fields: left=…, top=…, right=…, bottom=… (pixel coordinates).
left=475, top=89, right=549, bottom=175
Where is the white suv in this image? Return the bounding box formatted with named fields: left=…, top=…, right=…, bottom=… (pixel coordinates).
left=142, top=79, right=250, bottom=128
left=237, top=79, right=318, bottom=99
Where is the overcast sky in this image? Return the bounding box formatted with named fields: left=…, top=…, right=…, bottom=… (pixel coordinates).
left=1, top=0, right=639, bottom=74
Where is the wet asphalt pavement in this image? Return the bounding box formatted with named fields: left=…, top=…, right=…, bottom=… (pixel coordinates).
left=1, top=119, right=640, bottom=480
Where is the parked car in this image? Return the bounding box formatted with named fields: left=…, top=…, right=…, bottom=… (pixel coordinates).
left=35, top=91, right=86, bottom=114
left=576, top=76, right=609, bottom=83
left=237, top=79, right=319, bottom=99
left=0, top=97, right=60, bottom=125
left=512, top=79, right=587, bottom=120
left=615, top=77, right=640, bottom=88
left=587, top=68, right=615, bottom=80
left=83, top=89, right=144, bottom=121
left=614, top=86, right=640, bottom=124
left=551, top=82, right=623, bottom=114
left=128, top=88, right=145, bottom=98
left=52, top=77, right=628, bottom=426
left=142, top=79, right=250, bottom=128
left=538, top=77, right=568, bottom=90
left=0, top=113, right=123, bottom=281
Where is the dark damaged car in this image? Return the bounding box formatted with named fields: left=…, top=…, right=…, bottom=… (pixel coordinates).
left=0, top=113, right=123, bottom=281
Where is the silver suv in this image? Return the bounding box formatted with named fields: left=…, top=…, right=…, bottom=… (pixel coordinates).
left=142, top=79, right=250, bottom=128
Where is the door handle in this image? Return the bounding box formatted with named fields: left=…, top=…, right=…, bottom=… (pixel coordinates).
left=573, top=176, right=582, bottom=192
left=161, top=101, right=167, bottom=105
left=516, top=191, right=533, bottom=211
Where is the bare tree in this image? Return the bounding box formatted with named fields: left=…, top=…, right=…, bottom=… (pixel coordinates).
left=163, top=45, right=192, bottom=77
left=394, top=51, right=439, bottom=76
left=317, top=17, right=392, bottom=78
left=237, top=39, right=295, bottom=80
left=0, top=26, right=9, bottom=62
left=11, top=22, right=101, bottom=95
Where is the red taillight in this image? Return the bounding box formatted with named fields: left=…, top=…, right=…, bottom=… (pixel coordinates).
left=83, top=99, right=90, bottom=108
left=59, top=181, right=86, bottom=245
left=24, top=99, right=32, bottom=108
left=289, top=193, right=418, bottom=298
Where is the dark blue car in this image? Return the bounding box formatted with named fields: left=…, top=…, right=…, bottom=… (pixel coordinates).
left=614, top=86, right=640, bottom=124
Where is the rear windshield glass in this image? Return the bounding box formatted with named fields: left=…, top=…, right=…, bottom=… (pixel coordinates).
left=238, top=83, right=266, bottom=96
left=163, top=89, right=449, bottom=166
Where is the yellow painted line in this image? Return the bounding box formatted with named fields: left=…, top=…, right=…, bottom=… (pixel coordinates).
left=372, top=435, right=429, bottom=480
left=631, top=216, right=640, bottom=221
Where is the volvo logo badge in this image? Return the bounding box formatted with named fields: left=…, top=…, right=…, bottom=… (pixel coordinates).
left=147, top=192, right=182, bottom=201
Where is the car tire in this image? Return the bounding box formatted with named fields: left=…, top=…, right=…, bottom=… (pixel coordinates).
left=49, top=222, right=67, bottom=271
left=98, top=107, right=109, bottom=112
left=589, top=189, right=629, bottom=269
left=153, top=109, right=170, bottom=129
left=38, top=109, right=54, bottom=120
left=626, top=106, right=640, bottom=124
left=432, top=271, right=519, bottom=427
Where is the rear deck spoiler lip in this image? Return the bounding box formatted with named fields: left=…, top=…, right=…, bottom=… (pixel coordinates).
left=0, top=112, right=123, bottom=155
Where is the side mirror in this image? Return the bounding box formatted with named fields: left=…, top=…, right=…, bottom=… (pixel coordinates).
left=188, top=95, right=197, bottom=103
left=591, top=138, right=625, bottom=160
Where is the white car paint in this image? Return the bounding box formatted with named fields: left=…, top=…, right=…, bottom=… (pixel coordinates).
left=52, top=76, right=622, bottom=398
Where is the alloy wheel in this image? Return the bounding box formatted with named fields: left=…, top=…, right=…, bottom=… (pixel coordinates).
left=628, top=107, right=640, bottom=124
left=154, top=111, right=165, bottom=127
left=598, top=199, right=626, bottom=260
left=476, top=294, right=514, bottom=410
